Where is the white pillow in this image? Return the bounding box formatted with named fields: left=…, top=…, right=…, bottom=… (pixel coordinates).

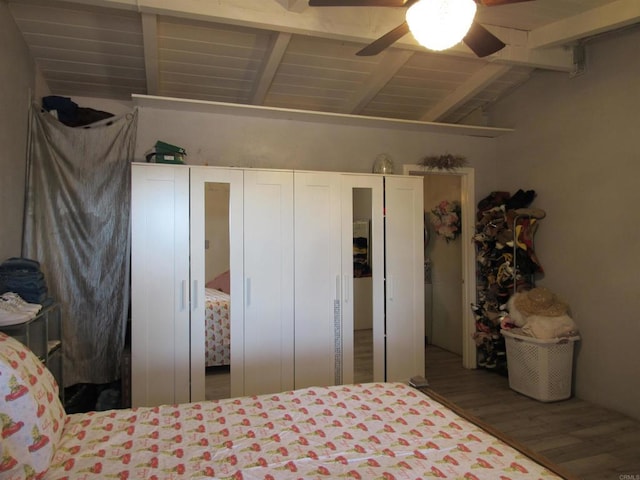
left=0, top=332, right=66, bottom=479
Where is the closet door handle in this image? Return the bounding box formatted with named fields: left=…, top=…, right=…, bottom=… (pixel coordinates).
left=335, top=275, right=341, bottom=301
left=343, top=274, right=350, bottom=303
left=192, top=280, right=198, bottom=309
left=180, top=280, right=187, bottom=311
left=246, top=278, right=251, bottom=307
left=387, top=275, right=394, bottom=301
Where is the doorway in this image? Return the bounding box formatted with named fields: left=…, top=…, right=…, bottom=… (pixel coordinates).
left=403, top=166, right=476, bottom=369
left=423, top=175, right=463, bottom=354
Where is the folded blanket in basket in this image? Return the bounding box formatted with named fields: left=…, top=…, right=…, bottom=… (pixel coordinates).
left=521, top=314, right=578, bottom=339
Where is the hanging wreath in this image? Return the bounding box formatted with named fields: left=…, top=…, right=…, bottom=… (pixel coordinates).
left=431, top=200, right=462, bottom=243
left=419, top=153, right=467, bottom=171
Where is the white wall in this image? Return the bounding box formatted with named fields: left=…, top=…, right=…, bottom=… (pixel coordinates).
left=34, top=64, right=51, bottom=100
left=487, top=26, right=640, bottom=420
left=56, top=97, right=501, bottom=208
left=0, top=2, right=35, bottom=261
left=133, top=102, right=499, bottom=198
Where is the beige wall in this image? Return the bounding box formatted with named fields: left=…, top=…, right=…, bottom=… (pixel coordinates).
left=0, top=2, right=35, bottom=260
left=488, top=26, right=640, bottom=420
left=133, top=104, right=499, bottom=189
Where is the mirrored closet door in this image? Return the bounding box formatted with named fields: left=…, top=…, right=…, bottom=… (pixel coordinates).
left=293, top=172, right=385, bottom=388
left=189, top=167, right=244, bottom=401
left=190, top=167, right=295, bottom=401
left=341, top=175, right=384, bottom=385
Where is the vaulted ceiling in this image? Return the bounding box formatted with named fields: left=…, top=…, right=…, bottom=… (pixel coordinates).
left=6, top=0, right=638, bottom=126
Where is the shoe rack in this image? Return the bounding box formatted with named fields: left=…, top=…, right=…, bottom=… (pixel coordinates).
left=472, top=191, right=545, bottom=373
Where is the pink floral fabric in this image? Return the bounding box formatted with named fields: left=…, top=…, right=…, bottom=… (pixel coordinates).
left=46, top=382, right=561, bottom=479
left=0, top=332, right=66, bottom=479
left=204, top=288, right=230, bottom=367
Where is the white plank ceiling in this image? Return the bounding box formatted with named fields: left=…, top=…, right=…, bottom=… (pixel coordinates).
left=6, top=0, right=637, bottom=125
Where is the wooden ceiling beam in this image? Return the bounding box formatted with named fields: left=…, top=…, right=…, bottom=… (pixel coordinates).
left=420, top=63, right=511, bottom=122
left=275, top=0, right=308, bottom=13
left=342, top=50, right=413, bottom=115
left=528, top=0, right=640, bottom=48
left=251, top=32, right=293, bottom=105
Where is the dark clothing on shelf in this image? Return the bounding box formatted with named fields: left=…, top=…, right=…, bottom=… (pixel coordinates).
left=0, top=257, right=49, bottom=304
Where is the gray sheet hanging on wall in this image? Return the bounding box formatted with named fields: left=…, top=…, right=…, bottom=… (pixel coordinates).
left=23, top=105, right=138, bottom=387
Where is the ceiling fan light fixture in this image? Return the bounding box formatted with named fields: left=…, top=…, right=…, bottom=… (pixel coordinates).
left=406, top=0, right=477, bottom=51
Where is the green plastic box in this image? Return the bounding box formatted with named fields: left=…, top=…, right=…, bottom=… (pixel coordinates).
left=155, top=140, right=186, bottom=156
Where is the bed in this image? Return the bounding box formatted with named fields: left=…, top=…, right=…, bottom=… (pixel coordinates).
left=204, top=288, right=230, bottom=367
left=0, top=332, right=572, bottom=480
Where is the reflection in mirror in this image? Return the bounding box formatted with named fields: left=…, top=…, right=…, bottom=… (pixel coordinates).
left=204, top=182, right=231, bottom=400
left=353, top=188, right=373, bottom=383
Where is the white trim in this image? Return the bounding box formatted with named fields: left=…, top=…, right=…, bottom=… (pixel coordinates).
left=132, top=94, right=513, bottom=138
left=402, top=165, right=477, bottom=370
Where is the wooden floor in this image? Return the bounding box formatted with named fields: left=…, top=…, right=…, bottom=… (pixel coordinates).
left=205, top=365, right=230, bottom=400
left=425, top=345, right=640, bottom=480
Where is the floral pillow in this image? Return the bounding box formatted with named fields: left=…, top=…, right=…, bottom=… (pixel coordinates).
left=0, top=332, right=66, bottom=479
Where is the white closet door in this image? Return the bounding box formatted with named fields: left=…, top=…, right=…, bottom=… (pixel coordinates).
left=243, top=170, right=294, bottom=395
left=131, top=163, right=190, bottom=407
left=384, top=175, right=425, bottom=382
left=294, top=171, right=342, bottom=388
left=189, top=167, right=244, bottom=400
left=341, top=174, right=385, bottom=384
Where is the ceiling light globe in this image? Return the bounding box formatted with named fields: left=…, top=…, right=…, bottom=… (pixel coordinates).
left=406, top=0, right=477, bottom=51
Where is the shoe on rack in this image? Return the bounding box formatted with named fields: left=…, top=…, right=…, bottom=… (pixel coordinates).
left=485, top=352, right=497, bottom=369
left=0, top=303, right=32, bottom=326
left=0, top=292, right=42, bottom=315
left=477, top=351, right=487, bottom=368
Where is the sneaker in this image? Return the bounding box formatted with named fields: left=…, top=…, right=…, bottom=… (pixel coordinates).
left=0, top=292, right=41, bottom=315
left=477, top=351, right=487, bottom=368
left=0, top=303, right=33, bottom=326
left=485, top=354, right=497, bottom=369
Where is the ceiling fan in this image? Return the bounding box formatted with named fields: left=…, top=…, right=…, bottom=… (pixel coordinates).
left=308, top=0, right=533, bottom=57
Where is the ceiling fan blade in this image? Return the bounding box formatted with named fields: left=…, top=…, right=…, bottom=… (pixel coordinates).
left=463, top=22, right=505, bottom=57
left=475, top=0, right=534, bottom=6
left=309, top=0, right=408, bottom=6
left=356, top=21, right=410, bottom=56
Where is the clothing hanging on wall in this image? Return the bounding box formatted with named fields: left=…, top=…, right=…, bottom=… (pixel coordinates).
left=22, top=105, right=138, bottom=387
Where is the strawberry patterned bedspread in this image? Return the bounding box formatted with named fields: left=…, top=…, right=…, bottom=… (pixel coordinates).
left=45, top=382, right=561, bottom=479
left=204, top=288, right=230, bottom=367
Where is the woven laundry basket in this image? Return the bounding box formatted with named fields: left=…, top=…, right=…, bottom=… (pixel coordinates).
left=501, top=329, right=580, bottom=402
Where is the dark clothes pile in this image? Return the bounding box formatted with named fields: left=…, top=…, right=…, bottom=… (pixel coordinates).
left=0, top=257, right=49, bottom=304
left=42, top=95, right=114, bottom=128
